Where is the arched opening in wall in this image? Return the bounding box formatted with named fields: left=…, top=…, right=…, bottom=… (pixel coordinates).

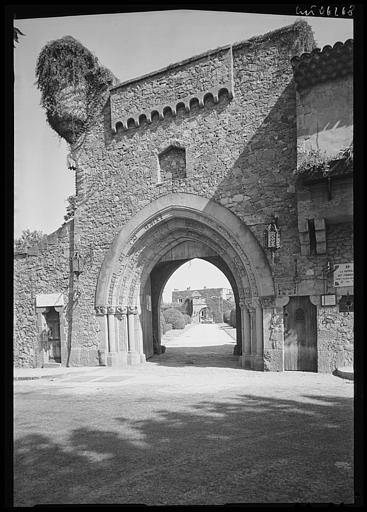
left=148, top=257, right=239, bottom=368
left=199, top=307, right=209, bottom=322
left=95, top=194, right=275, bottom=371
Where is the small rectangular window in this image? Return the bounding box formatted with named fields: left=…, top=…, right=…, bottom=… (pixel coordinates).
left=158, top=146, right=186, bottom=182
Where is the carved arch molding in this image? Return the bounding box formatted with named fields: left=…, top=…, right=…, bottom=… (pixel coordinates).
left=95, top=192, right=275, bottom=310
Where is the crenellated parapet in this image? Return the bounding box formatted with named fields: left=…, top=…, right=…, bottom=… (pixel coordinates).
left=109, top=45, right=234, bottom=132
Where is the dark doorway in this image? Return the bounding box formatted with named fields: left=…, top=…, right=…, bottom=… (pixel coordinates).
left=44, top=307, right=61, bottom=363
left=284, top=296, right=317, bottom=371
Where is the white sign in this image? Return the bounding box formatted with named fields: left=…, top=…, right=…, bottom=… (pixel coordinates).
left=146, top=295, right=151, bottom=311
left=35, top=293, right=64, bottom=307
left=334, top=263, right=353, bottom=287
left=321, top=294, right=336, bottom=306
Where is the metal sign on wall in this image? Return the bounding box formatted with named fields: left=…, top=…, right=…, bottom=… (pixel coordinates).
left=333, top=263, right=353, bottom=287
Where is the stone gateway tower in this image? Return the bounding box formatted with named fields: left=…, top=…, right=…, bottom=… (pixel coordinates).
left=14, top=21, right=353, bottom=372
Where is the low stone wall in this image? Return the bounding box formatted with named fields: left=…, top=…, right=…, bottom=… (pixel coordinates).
left=14, top=222, right=73, bottom=367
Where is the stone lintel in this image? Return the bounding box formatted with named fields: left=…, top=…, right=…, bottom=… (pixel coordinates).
left=35, top=293, right=64, bottom=308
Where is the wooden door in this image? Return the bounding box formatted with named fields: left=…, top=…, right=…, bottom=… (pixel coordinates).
left=284, top=296, right=317, bottom=372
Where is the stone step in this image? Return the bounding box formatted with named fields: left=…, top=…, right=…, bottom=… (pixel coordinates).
left=335, top=366, right=354, bottom=380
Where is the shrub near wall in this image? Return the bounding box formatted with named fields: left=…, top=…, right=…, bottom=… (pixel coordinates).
left=223, top=310, right=231, bottom=324
left=163, top=308, right=186, bottom=329
left=223, top=309, right=236, bottom=328
left=160, top=312, right=168, bottom=335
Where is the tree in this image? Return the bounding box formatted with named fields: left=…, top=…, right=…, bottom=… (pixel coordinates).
left=13, top=27, right=25, bottom=47
left=14, top=229, right=46, bottom=252
left=163, top=308, right=186, bottom=330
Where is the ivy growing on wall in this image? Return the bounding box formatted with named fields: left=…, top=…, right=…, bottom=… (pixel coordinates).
left=295, top=143, right=353, bottom=178
left=36, top=36, right=117, bottom=145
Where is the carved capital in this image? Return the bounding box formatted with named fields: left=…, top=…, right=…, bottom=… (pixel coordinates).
left=259, top=296, right=276, bottom=309
left=244, top=298, right=256, bottom=314
left=95, top=306, right=108, bottom=316
left=115, top=305, right=128, bottom=315
left=107, top=306, right=116, bottom=315
left=127, top=306, right=138, bottom=315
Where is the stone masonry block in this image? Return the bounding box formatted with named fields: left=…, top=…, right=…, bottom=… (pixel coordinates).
left=298, top=218, right=309, bottom=233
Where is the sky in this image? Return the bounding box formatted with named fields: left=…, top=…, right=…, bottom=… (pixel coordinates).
left=13, top=9, right=353, bottom=301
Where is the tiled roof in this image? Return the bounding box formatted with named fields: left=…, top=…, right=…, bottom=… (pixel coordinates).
left=291, top=39, right=353, bottom=90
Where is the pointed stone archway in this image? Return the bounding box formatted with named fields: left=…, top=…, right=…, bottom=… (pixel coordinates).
left=95, top=193, right=275, bottom=370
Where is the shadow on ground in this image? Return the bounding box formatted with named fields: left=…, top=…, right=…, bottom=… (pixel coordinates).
left=14, top=392, right=354, bottom=505
left=147, top=343, right=238, bottom=368
left=148, top=323, right=238, bottom=368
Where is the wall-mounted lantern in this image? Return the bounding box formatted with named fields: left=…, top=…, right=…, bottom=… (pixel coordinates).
left=72, top=251, right=84, bottom=278
left=264, top=215, right=281, bottom=262
left=322, top=259, right=335, bottom=294
left=72, top=246, right=93, bottom=279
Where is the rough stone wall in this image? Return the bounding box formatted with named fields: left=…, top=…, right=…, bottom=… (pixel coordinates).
left=326, top=222, right=353, bottom=268
left=317, top=307, right=354, bottom=372
left=61, top=22, right=317, bottom=364
left=14, top=222, right=73, bottom=367
left=296, top=178, right=353, bottom=226
left=110, top=46, right=231, bottom=128
left=15, top=21, right=353, bottom=371
left=263, top=307, right=285, bottom=371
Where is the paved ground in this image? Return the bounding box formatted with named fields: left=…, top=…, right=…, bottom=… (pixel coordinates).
left=14, top=324, right=354, bottom=506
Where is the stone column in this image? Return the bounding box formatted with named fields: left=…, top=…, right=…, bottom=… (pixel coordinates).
left=95, top=305, right=127, bottom=368
left=115, top=305, right=128, bottom=367
left=127, top=306, right=141, bottom=365
left=116, top=306, right=128, bottom=352
left=134, top=309, right=146, bottom=364
left=239, top=300, right=251, bottom=369
left=107, top=306, right=116, bottom=353
left=245, top=298, right=256, bottom=369
left=254, top=298, right=264, bottom=371
left=95, top=306, right=109, bottom=366
left=106, top=306, right=118, bottom=367
left=102, top=311, right=109, bottom=353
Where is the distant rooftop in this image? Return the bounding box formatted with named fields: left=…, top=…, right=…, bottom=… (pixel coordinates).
left=291, top=39, right=353, bottom=90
